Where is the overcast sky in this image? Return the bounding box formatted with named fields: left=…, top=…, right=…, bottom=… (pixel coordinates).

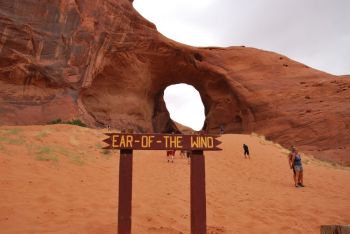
left=163, top=84, right=205, bottom=130
left=134, top=0, right=350, bottom=130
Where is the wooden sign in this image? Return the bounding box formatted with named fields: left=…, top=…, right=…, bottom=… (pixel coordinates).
left=103, top=133, right=222, bottom=151
left=106, top=132, right=223, bottom=234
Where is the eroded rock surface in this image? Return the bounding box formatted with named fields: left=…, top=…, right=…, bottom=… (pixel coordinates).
left=1, top=0, right=349, bottom=164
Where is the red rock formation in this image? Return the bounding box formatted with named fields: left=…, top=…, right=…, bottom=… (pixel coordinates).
left=1, top=0, right=349, bottom=165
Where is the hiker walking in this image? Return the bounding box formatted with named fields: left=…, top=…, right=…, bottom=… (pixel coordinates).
left=166, top=149, right=175, bottom=163
left=243, top=144, right=250, bottom=159
left=220, top=124, right=224, bottom=134
left=290, top=146, right=304, bottom=188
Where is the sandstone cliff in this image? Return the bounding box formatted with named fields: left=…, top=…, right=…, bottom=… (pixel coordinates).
left=0, top=0, right=349, bottom=164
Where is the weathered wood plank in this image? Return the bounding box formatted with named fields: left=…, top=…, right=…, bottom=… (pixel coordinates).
left=321, top=225, right=350, bottom=234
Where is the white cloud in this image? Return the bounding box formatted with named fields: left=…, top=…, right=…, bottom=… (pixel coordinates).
left=134, top=0, right=217, bottom=46
left=134, top=0, right=350, bottom=75
left=163, top=84, right=205, bottom=131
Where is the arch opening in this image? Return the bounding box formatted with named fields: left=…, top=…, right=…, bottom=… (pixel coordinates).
left=163, top=83, right=205, bottom=131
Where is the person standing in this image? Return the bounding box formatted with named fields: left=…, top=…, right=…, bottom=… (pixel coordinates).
left=243, top=144, right=250, bottom=159
left=220, top=124, right=224, bottom=135
left=166, top=150, right=174, bottom=163
left=291, top=147, right=304, bottom=187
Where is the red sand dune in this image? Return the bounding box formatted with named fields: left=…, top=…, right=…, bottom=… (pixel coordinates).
left=0, top=125, right=349, bottom=234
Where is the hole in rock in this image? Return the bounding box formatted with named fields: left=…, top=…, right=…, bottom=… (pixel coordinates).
left=163, top=84, right=205, bottom=131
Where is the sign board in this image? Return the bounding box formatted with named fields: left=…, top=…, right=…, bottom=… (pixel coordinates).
left=103, top=133, right=222, bottom=151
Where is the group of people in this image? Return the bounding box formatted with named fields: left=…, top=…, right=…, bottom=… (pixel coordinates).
left=166, top=144, right=251, bottom=164
left=241, top=143, right=304, bottom=188
left=166, top=150, right=191, bottom=164
left=107, top=123, right=304, bottom=188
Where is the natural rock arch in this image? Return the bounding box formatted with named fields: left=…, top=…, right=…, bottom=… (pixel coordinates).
left=79, top=53, right=254, bottom=134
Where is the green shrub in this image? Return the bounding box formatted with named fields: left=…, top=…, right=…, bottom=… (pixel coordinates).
left=100, top=148, right=112, bottom=159
left=6, top=128, right=22, bottom=135
left=0, top=136, right=25, bottom=145
left=37, top=146, right=53, bottom=155
left=48, top=119, right=87, bottom=127
left=36, top=146, right=58, bottom=162
left=65, top=119, right=87, bottom=127
left=36, top=154, right=58, bottom=162
left=70, top=155, right=85, bottom=165
left=36, top=131, right=49, bottom=138
left=101, top=149, right=111, bottom=155
left=48, top=118, right=62, bottom=124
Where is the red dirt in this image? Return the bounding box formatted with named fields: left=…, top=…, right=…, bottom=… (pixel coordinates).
left=1, top=125, right=349, bottom=233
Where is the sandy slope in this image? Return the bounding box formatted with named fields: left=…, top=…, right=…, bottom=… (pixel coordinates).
left=0, top=125, right=349, bottom=234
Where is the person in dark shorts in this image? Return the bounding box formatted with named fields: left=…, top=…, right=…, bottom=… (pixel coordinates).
left=243, top=144, right=250, bottom=159
left=291, top=147, right=304, bottom=188
left=220, top=124, right=224, bottom=135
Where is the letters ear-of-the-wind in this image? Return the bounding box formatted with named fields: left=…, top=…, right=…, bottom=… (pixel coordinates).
left=103, top=133, right=222, bottom=151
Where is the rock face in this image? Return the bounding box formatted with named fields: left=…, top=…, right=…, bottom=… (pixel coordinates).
left=0, top=0, right=349, bottom=165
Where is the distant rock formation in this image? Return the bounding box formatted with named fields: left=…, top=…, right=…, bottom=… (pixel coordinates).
left=0, top=0, right=349, bottom=165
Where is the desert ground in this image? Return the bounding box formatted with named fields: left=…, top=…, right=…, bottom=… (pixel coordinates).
left=0, top=125, right=349, bottom=234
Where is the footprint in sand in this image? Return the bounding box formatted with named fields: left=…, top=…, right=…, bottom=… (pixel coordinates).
left=207, top=225, right=226, bottom=233
left=147, top=226, right=182, bottom=233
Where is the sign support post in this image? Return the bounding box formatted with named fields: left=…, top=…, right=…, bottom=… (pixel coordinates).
left=190, top=150, right=207, bottom=234
left=118, top=149, right=133, bottom=234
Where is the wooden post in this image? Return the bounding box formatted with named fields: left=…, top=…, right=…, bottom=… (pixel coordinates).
left=321, top=225, right=350, bottom=234
left=118, top=149, right=133, bottom=234
left=190, top=150, right=207, bottom=234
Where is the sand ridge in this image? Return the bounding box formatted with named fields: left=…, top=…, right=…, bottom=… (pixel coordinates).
left=0, top=125, right=349, bottom=233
